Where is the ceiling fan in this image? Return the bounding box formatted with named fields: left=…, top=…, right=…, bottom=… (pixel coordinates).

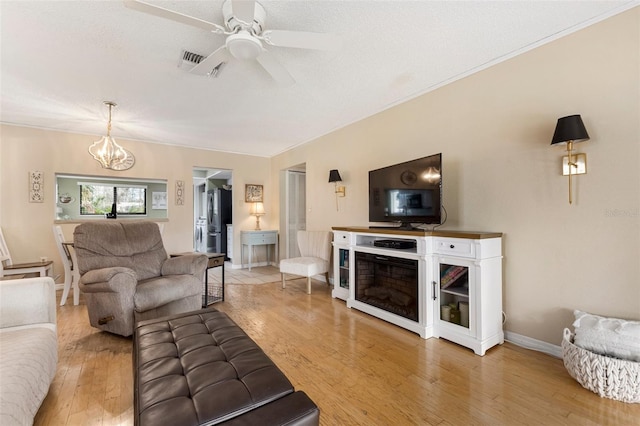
left=123, top=0, right=340, bottom=86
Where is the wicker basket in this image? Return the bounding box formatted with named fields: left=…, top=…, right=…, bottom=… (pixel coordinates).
left=562, top=328, right=640, bottom=403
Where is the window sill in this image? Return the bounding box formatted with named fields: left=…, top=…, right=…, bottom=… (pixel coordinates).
left=54, top=218, right=169, bottom=224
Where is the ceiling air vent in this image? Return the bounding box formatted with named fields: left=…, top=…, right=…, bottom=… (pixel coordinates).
left=179, top=50, right=225, bottom=77
left=182, top=50, right=204, bottom=65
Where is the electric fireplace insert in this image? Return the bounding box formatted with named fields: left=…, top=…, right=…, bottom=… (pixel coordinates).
left=354, top=252, right=418, bottom=322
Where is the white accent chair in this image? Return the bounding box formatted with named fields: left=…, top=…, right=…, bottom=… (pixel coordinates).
left=280, top=231, right=332, bottom=294
left=0, top=227, right=53, bottom=278
left=53, top=225, right=80, bottom=306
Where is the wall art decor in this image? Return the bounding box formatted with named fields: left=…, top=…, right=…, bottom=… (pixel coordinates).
left=245, top=184, right=263, bottom=202
left=29, top=171, right=44, bottom=203
left=175, top=180, right=184, bottom=205
left=152, top=192, right=167, bottom=210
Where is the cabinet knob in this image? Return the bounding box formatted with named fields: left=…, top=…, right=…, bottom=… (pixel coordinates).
left=449, top=244, right=455, bottom=249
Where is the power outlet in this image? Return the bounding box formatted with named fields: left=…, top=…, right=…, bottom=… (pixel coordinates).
left=40, top=256, right=48, bottom=263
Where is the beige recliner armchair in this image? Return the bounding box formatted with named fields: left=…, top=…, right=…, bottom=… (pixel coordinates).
left=74, top=221, right=207, bottom=337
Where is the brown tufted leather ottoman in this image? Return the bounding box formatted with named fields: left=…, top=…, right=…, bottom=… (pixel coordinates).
left=134, top=307, right=319, bottom=426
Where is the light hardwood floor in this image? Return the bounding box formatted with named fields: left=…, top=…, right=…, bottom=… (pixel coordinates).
left=36, top=266, right=639, bottom=425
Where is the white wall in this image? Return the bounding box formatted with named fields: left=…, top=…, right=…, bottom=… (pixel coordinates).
left=271, top=8, right=640, bottom=345
left=0, top=125, right=272, bottom=273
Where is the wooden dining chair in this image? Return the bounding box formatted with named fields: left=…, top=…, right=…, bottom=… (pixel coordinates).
left=0, top=227, right=54, bottom=278
left=53, top=225, right=80, bottom=306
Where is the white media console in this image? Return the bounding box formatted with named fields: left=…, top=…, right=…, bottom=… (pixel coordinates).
left=332, top=227, right=504, bottom=356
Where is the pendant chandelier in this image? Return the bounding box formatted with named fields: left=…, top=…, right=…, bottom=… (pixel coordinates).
left=89, top=101, right=135, bottom=171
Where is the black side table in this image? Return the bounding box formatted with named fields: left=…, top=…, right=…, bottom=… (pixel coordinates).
left=171, top=252, right=225, bottom=307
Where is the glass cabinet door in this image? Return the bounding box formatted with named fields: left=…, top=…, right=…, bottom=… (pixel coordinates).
left=339, top=248, right=349, bottom=290
left=438, top=261, right=471, bottom=329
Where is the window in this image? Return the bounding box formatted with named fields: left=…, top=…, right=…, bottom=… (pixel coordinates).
left=80, top=183, right=146, bottom=215
left=55, top=174, right=167, bottom=221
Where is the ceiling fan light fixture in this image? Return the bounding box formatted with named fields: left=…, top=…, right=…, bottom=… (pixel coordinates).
left=222, top=0, right=266, bottom=34
left=226, top=31, right=262, bottom=60
left=126, top=0, right=338, bottom=86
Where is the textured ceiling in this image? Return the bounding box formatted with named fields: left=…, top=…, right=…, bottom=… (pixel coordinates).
left=1, top=1, right=636, bottom=157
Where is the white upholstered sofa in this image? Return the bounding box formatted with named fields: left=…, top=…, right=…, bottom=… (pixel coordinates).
left=0, top=277, right=58, bottom=425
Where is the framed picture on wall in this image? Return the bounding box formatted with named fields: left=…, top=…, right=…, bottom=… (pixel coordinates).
left=175, top=180, right=184, bottom=205
left=29, top=171, right=44, bottom=203
left=152, top=192, right=167, bottom=209
left=245, top=184, right=263, bottom=202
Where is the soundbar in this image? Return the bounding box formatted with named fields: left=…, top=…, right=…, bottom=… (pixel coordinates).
left=373, top=239, right=416, bottom=250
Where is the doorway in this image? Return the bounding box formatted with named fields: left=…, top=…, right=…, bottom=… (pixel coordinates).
left=193, top=168, right=233, bottom=260
left=281, top=165, right=306, bottom=259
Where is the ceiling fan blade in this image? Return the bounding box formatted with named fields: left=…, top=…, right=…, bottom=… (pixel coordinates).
left=190, top=46, right=231, bottom=76
left=123, top=0, right=225, bottom=33
left=231, top=0, right=257, bottom=25
left=256, top=51, right=295, bottom=87
left=262, top=30, right=341, bottom=51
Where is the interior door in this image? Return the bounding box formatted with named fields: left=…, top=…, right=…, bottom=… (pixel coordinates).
left=193, top=182, right=206, bottom=250
left=286, top=170, right=306, bottom=258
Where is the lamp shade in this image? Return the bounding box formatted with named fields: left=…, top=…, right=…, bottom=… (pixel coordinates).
left=328, top=169, right=342, bottom=183
left=551, top=115, right=590, bottom=145
left=250, top=202, right=265, bottom=216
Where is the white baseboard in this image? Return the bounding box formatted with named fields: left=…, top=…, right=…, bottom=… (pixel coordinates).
left=232, top=261, right=277, bottom=270
left=504, top=331, right=562, bottom=359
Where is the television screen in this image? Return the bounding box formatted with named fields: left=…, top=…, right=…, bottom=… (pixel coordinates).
left=369, top=153, right=442, bottom=228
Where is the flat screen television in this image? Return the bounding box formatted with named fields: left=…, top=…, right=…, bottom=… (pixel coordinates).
left=369, top=153, right=442, bottom=229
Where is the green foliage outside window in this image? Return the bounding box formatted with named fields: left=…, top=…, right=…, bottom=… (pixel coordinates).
left=80, top=184, right=146, bottom=215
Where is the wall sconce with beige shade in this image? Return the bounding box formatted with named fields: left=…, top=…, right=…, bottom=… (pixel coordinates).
left=250, top=202, right=265, bottom=230
left=551, top=114, right=590, bottom=204
left=328, top=169, right=345, bottom=211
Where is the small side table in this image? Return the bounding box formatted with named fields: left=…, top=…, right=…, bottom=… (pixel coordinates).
left=0, top=274, right=26, bottom=281
left=240, top=230, right=278, bottom=271
left=171, top=252, right=225, bottom=307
